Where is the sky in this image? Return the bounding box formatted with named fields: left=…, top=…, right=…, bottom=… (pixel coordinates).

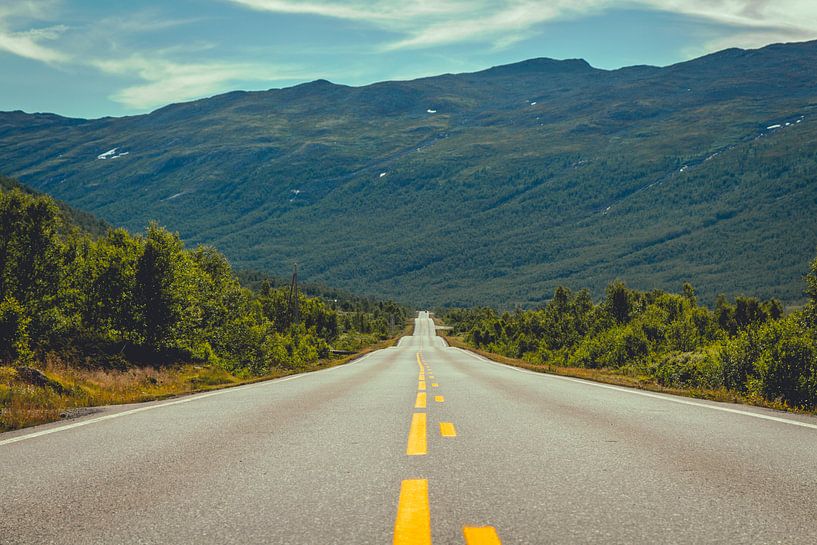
left=2, top=0, right=816, bottom=119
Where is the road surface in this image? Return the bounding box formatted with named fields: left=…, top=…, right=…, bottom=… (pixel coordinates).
left=2, top=312, right=817, bottom=544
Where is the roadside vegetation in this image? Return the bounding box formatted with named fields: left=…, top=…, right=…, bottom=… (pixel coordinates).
left=445, top=254, right=817, bottom=411
left=0, top=184, right=408, bottom=431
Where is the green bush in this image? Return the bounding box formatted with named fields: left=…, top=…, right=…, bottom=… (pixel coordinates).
left=0, top=297, right=32, bottom=364
left=570, top=325, right=649, bottom=369
left=720, top=330, right=761, bottom=391
left=754, top=318, right=817, bottom=407
left=261, top=325, right=327, bottom=370
left=653, top=349, right=723, bottom=390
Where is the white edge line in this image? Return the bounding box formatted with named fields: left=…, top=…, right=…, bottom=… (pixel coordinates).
left=0, top=351, right=378, bottom=447
left=453, top=347, right=817, bottom=431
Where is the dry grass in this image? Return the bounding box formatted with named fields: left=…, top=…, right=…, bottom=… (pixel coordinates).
left=441, top=335, right=809, bottom=414
left=0, top=361, right=243, bottom=431
left=0, top=384, right=73, bottom=430
left=0, top=322, right=414, bottom=432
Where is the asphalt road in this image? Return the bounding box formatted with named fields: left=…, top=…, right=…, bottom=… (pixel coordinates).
left=2, top=312, right=817, bottom=544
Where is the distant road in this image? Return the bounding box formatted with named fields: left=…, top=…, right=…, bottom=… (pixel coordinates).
left=2, top=312, right=817, bottom=544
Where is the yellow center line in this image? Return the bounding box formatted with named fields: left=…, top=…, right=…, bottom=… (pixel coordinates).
left=406, top=413, right=427, bottom=455
left=415, top=392, right=427, bottom=409
left=432, top=383, right=439, bottom=388
left=434, top=395, right=445, bottom=403
left=416, top=352, right=424, bottom=372
left=418, top=381, right=426, bottom=391
left=394, top=479, right=432, bottom=545
left=463, top=526, right=502, bottom=545
left=439, top=422, right=457, bottom=437
left=419, top=374, right=425, bottom=380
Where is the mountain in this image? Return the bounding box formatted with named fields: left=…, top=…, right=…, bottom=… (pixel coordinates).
left=2, top=41, right=817, bottom=307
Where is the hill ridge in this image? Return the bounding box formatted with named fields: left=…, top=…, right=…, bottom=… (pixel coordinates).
left=2, top=40, right=817, bottom=306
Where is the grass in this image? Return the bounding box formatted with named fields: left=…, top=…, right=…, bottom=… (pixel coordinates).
left=0, top=321, right=413, bottom=433
left=441, top=334, right=817, bottom=416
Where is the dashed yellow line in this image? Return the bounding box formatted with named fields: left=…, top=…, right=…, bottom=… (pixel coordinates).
left=406, top=413, right=427, bottom=456
left=405, top=349, right=499, bottom=543
left=439, top=422, right=457, bottom=437
left=415, top=392, right=427, bottom=409
left=394, top=479, right=431, bottom=545
left=463, top=526, right=502, bottom=544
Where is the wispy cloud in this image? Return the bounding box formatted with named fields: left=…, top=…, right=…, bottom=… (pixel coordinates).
left=0, top=24, right=68, bottom=63
left=228, top=0, right=565, bottom=49
left=229, top=0, right=470, bottom=24
left=382, top=2, right=599, bottom=51
left=645, top=0, right=817, bottom=30
left=228, top=0, right=817, bottom=51
left=644, top=1, right=817, bottom=56
left=0, top=2, right=303, bottom=111
left=0, top=1, right=69, bottom=64
left=92, top=54, right=306, bottom=110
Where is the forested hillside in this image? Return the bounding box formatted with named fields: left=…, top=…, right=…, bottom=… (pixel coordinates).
left=2, top=41, right=817, bottom=306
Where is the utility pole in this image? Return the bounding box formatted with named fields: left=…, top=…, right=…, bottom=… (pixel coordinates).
left=288, top=263, right=300, bottom=325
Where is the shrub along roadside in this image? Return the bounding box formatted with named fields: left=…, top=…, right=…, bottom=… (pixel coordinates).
left=444, top=255, right=817, bottom=412
left=0, top=321, right=412, bottom=432
left=440, top=334, right=765, bottom=405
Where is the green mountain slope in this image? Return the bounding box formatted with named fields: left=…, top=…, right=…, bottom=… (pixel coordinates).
left=2, top=41, right=817, bottom=306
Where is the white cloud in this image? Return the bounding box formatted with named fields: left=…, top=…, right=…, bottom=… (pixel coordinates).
left=229, top=0, right=581, bottom=49
left=383, top=2, right=599, bottom=51
left=229, top=0, right=470, bottom=23
left=0, top=0, right=69, bottom=64
left=643, top=0, right=817, bottom=30
left=92, top=55, right=306, bottom=110
left=0, top=2, right=302, bottom=111
left=227, top=0, right=817, bottom=51
left=0, top=25, right=68, bottom=63
left=644, top=0, right=817, bottom=55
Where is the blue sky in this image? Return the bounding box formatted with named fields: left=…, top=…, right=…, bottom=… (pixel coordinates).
left=2, top=1, right=816, bottom=119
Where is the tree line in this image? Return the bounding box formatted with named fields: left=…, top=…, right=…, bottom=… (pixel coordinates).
left=0, top=187, right=408, bottom=375
left=446, top=266, right=817, bottom=408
